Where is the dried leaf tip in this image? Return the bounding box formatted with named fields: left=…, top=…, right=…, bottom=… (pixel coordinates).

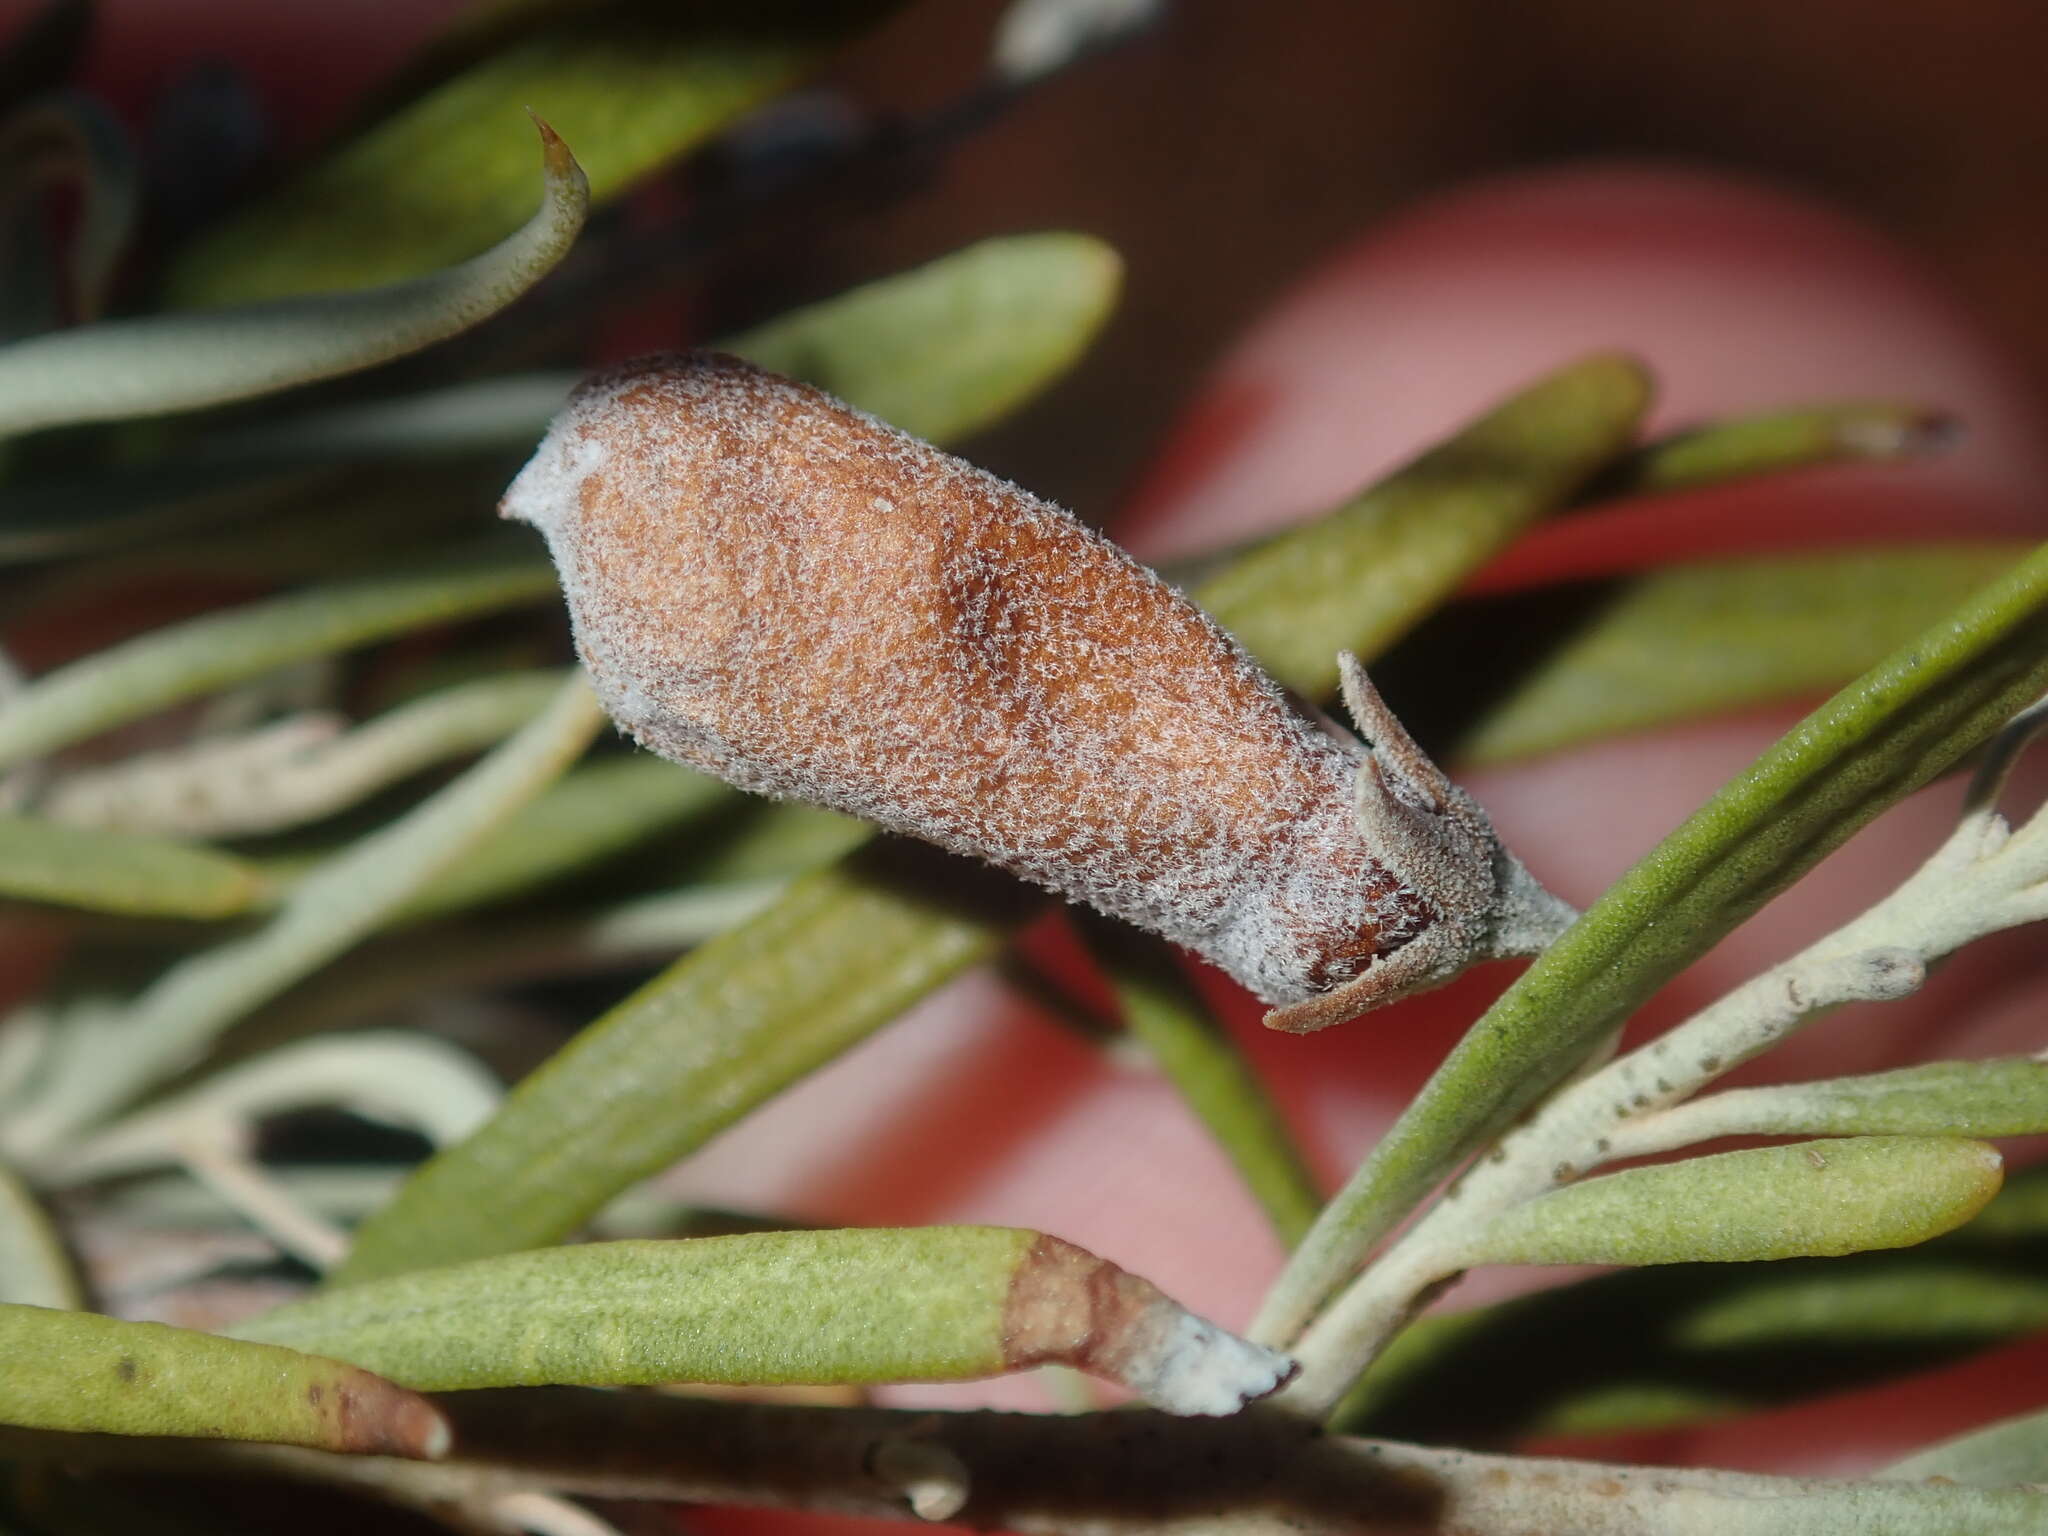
left=501, top=352, right=1570, bottom=1028
left=1003, top=1235, right=1296, bottom=1415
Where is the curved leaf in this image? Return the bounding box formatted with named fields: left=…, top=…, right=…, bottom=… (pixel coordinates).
left=0, top=1303, right=448, bottom=1456
left=1338, top=1164, right=2048, bottom=1444
left=0, top=122, right=586, bottom=436
left=252, top=1229, right=1294, bottom=1416
left=729, top=232, right=1123, bottom=444
left=1459, top=1137, right=2003, bottom=1269
left=0, top=1162, right=77, bottom=1306
left=50, top=1033, right=503, bottom=1185
left=336, top=354, right=1651, bottom=1283
left=0, top=546, right=556, bottom=773
left=1260, top=540, right=2048, bottom=1347
left=0, top=813, right=269, bottom=918
left=9, top=675, right=605, bottom=1152
left=1459, top=545, right=2026, bottom=764
left=165, top=2, right=890, bottom=307
left=1621, top=1058, right=2048, bottom=1152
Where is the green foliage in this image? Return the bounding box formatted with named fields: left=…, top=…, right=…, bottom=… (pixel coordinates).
left=2, top=2, right=2044, bottom=1527
left=0, top=1304, right=448, bottom=1456
left=1460, top=1137, right=2004, bottom=1268
left=0, top=813, right=270, bottom=918
left=250, top=1229, right=1038, bottom=1390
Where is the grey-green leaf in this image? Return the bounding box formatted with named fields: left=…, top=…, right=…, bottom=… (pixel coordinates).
left=164, top=5, right=890, bottom=307
left=252, top=1229, right=1295, bottom=1415
left=729, top=233, right=1123, bottom=444
left=1887, top=1406, right=2048, bottom=1486
left=0, top=123, right=586, bottom=436
left=0, top=547, right=556, bottom=773
left=0, top=813, right=269, bottom=918
left=1262, top=540, right=2048, bottom=1347
left=1460, top=1137, right=2004, bottom=1269
left=1639, top=1058, right=2048, bottom=1147
left=1195, top=353, right=1651, bottom=700
left=335, top=847, right=1033, bottom=1281
left=0, top=1303, right=449, bottom=1456
left=1459, top=545, right=2028, bottom=764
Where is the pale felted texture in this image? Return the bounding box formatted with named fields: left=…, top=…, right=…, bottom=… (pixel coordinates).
left=500, top=352, right=1430, bottom=1006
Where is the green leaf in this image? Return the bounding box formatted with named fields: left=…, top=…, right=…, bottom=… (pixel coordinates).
left=337, top=355, right=1652, bottom=1283
left=1087, top=924, right=1321, bottom=1247
left=164, top=2, right=891, bottom=307
left=49, top=1033, right=503, bottom=1186
left=8, top=675, right=605, bottom=1152
left=0, top=546, right=556, bottom=773
left=394, top=752, right=733, bottom=921
left=42, top=669, right=568, bottom=840
left=253, top=1229, right=1294, bottom=1414
left=1459, top=1137, right=2003, bottom=1269
left=336, top=846, right=1033, bottom=1281
left=1606, top=401, right=1952, bottom=495
left=729, top=233, right=1123, bottom=444
left=1638, top=1058, right=2048, bottom=1146
left=0, top=123, right=585, bottom=436
left=1458, top=545, right=2028, bottom=764
left=1194, top=353, right=1650, bottom=700
left=1888, top=1406, right=2048, bottom=1486
left=0, top=814, right=269, bottom=919
left=0, top=1303, right=449, bottom=1456
left=0, top=1162, right=78, bottom=1307
left=1338, top=1165, right=2048, bottom=1444
left=1261, top=540, right=2048, bottom=1348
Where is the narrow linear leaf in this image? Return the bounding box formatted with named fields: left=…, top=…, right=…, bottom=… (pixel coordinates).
left=13, top=228, right=1125, bottom=571
left=1634, top=1058, right=2048, bottom=1148
left=50, top=1033, right=503, bottom=1185
left=337, top=356, right=1652, bottom=1282
left=250, top=1230, right=1293, bottom=1416
left=164, top=2, right=891, bottom=307
left=11, top=675, right=605, bottom=1149
left=0, top=123, right=586, bottom=436
left=1196, top=354, right=1650, bottom=700
left=43, top=670, right=567, bottom=839
left=0, top=813, right=269, bottom=918
left=1459, top=545, right=2027, bottom=765
left=729, top=232, right=1123, bottom=444
left=1607, top=401, right=1953, bottom=496
left=336, top=845, right=1034, bottom=1281
left=0, top=1162, right=78, bottom=1306
left=0, top=546, right=556, bottom=772
left=1262, top=541, right=2048, bottom=1347
left=0, top=1303, right=449, bottom=1457
left=392, top=752, right=733, bottom=922
left=1088, top=924, right=1321, bottom=1247
left=1887, top=1406, right=2048, bottom=1487
left=1338, top=1164, right=2048, bottom=1444
left=1459, top=1137, right=2002, bottom=1270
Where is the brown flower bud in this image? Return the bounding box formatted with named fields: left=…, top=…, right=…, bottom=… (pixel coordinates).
left=501, top=353, right=1570, bottom=1029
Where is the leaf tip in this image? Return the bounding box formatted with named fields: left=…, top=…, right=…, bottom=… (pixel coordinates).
left=1002, top=1235, right=1296, bottom=1415
left=526, top=110, right=587, bottom=205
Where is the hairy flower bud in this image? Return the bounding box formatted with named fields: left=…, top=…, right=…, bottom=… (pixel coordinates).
left=501, top=353, right=1570, bottom=1029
